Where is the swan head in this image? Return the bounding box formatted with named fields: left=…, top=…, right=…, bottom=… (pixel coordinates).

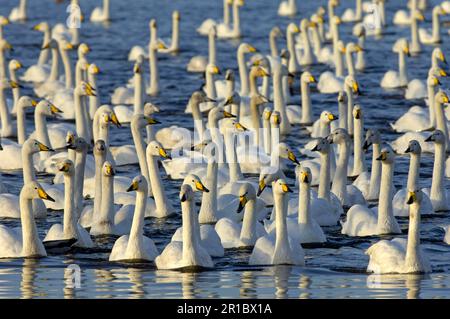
left=102, top=161, right=115, bottom=177
left=300, top=19, right=310, bottom=31
left=406, top=189, right=423, bottom=205
left=67, top=137, right=88, bottom=152
left=277, top=143, right=300, bottom=165
left=435, top=90, right=449, bottom=104
left=23, top=138, right=54, bottom=153
left=251, top=94, right=270, bottom=106
left=191, top=138, right=213, bottom=152
left=235, top=0, right=245, bottom=7
left=132, top=114, right=160, bottom=129
left=17, top=96, right=38, bottom=108
left=93, top=139, right=106, bottom=156
left=429, top=67, right=447, bottom=79
left=127, top=175, right=148, bottom=193
left=273, top=179, right=293, bottom=195
left=237, top=182, right=256, bottom=214
left=32, top=22, right=49, bottom=32
left=287, top=23, right=300, bottom=34
left=316, top=6, right=326, bottom=16
left=224, top=92, right=241, bottom=106
left=301, top=71, right=316, bottom=84
left=239, top=43, right=257, bottom=54
left=222, top=118, right=248, bottom=133
left=224, top=69, right=235, bottom=82
left=346, top=42, right=363, bottom=53
left=147, top=141, right=172, bottom=160
left=36, top=100, right=63, bottom=116
left=262, top=107, right=272, bottom=121
left=257, top=167, right=283, bottom=196
left=411, top=10, right=425, bottom=22
left=404, top=140, right=421, bottom=155
left=144, top=102, right=160, bottom=115
left=77, top=81, right=96, bottom=97
left=311, top=138, right=330, bottom=154
left=191, top=91, right=215, bottom=107
left=376, top=147, right=395, bottom=163
left=363, top=129, right=381, bottom=150
left=250, top=65, right=270, bottom=78
left=432, top=48, right=447, bottom=64
left=427, top=73, right=441, bottom=87
left=149, top=19, right=157, bottom=29
left=78, top=43, right=90, bottom=56
left=337, top=91, right=346, bottom=103
left=393, top=38, right=410, bottom=56
left=353, top=23, right=366, bottom=37
left=337, top=40, right=346, bottom=53
left=88, top=63, right=100, bottom=75
left=433, top=5, right=447, bottom=16
left=296, top=166, right=312, bottom=184
left=320, top=110, right=338, bottom=124
left=173, top=10, right=180, bottom=21
left=183, top=174, right=209, bottom=193
left=0, top=39, right=13, bottom=51
left=209, top=106, right=236, bottom=122
left=271, top=111, right=281, bottom=126
left=58, top=40, right=74, bottom=51
left=344, top=75, right=360, bottom=95
left=41, top=38, right=58, bottom=50
left=56, top=159, right=74, bottom=175
left=271, top=26, right=283, bottom=37
left=0, top=16, right=9, bottom=26
left=353, top=105, right=362, bottom=120
left=133, top=60, right=142, bottom=74
left=22, top=181, right=55, bottom=202
left=206, top=64, right=221, bottom=75
left=180, top=184, right=195, bottom=202
left=425, top=130, right=446, bottom=144
left=311, top=13, right=324, bottom=25
left=66, top=131, right=76, bottom=147
left=9, top=59, right=22, bottom=71
left=327, top=128, right=350, bottom=145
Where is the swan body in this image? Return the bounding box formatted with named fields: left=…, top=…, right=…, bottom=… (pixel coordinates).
left=380, top=38, right=410, bottom=88
left=278, top=0, right=297, bottom=17
left=90, top=0, right=110, bottom=23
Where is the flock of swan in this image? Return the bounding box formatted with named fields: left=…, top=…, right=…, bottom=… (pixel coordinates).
left=0, top=0, right=449, bottom=276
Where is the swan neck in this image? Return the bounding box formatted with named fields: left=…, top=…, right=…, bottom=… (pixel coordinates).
left=238, top=49, right=249, bottom=96
left=148, top=45, right=159, bottom=95
left=368, top=143, right=381, bottom=199
left=63, top=172, right=77, bottom=239
left=99, top=173, right=114, bottom=224
left=377, top=161, right=395, bottom=231
left=20, top=192, right=42, bottom=257
left=301, top=81, right=312, bottom=124
left=240, top=199, right=257, bottom=246
left=405, top=201, right=421, bottom=268
left=127, top=188, right=147, bottom=255
left=199, top=161, right=218, bottom=223
left=318, top=152, right=331, bottom=200
left=224, top=130, right=242, bottom=182
left=298, top=182, right=311, bottom=224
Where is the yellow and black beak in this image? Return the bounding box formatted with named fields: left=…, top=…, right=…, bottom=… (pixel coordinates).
left=157, top=42, right=167, bottom=50
left=9, top=80, right=21, bottom=89
left=38, top=142, right=54, bottom=152
left=328, top=113, right=337, bottom=121
left=234, top=122, right=248, bottom=131
left=223, top=110, right=236, bottom=118
left=58, top=162, right=71, bottom=173
left=404, top=46, right=410, bottom=57
left=248, top=45, right=257, bottom=53
left=38, top=187, right=55, bottom=202
left=443, top=93, right=450, bottom=104
left=309, top=75, right=316, bottom=83
left=352, top=81, right=360, bottom=94
left=91, top=64, right=100, bottom=74
left=354, top=109, right=361, bottom=119
left=159, top=147, right=172, bottom=160
left=272, top=114, right=281, bottom=125
left=195, top=180, right=209, bottom=193
left=85, top=83, right=96, bottom=96
left=237, top=194, right=248, bottom=214
left=133, top=63, right=141, bottom=74
left=50, top=104, right=63, bottom=114
left=110, top=113, right=121, bottom=128
left=146, top=116, right=160, bottom=125
left=406, top=191, right=416, bottom=205
left=30, top=99, right=38, bottom=107
left=281, top=183, right=293, bottom=193
left=301, top=171, right=310, bottom=184
left=288, top=150, right=300, bottom=165
left=105, top=164, right=115, bottom=176
left=127, top=180, right=139, bottom=192
left=376, top=152, right=387, bottom=161
left=257, top=179, right=266, bottom=197
left=224, top=96, right=234, bottom=106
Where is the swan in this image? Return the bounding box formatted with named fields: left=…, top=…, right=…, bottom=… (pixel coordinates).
left=444, top=225, right=450, bottom=244
left=270, top=57, right=291, bottom=135
left=285, top=71, right=316, bottom=125
left=159, top=11, right=180, bottom=55
left=366, top=189, right=431, bottom=274
left=0, top=182, right=54, bottom=258
left=155, top=184, right=214, bottom=270
left=341, top=147, right=401, bottom=236
left=341, top=0, right=363, bottom=22
left=9, top=0, right=27, bottom=22
left=90, top=0, right=110, bottom=23
left=278, top=0, right=297, bottom=16
left=269, top=26, right=283, bottom=58
left=350, top=105, right=367, bottom=177
left=8, top=59, right=22, bottom=114
left=353, top=129, right=382, bottom=201
left=111, top=57, right=144, bottom=108
left=393, top=140, right=433, bottom=217
left=249, top=179, right=305, bottom=266
left=393, top=0, right=417, bottom=25
left=212, top=0, right=244, bottom=39
left=216, top=69, right=237, bottom=101
left=317, top=41, right=347, bottom=94
left=410, top=10, right=425, bottom=54
left=419, top=5, right=445, bottom=45
left=423, top=130, right=450, bottom=211
left=197, top=0, right=232, bottom=36
left=109, top=176, right=159, bottom=262
left=147, top=37, right=166, bottom=96
left=187, top=26, right=216, bottom=73
left=353, top=23, right=366, bottom=71
left=295, top=19, right=315, bottom=66
left=0, top=39, right=13, bottom=80
left=0, top=139, right=53, bottom=218
left=380, top=38, right=410, bottom=88
left=328, top=128, right=366, bottom=207
left=268, top=166, right=327, bottom=244
left=286, top=23, right=300, bottom=74
left=0, top=80, right=18, bottom=138
left=43, top=159, right=94, bottom=248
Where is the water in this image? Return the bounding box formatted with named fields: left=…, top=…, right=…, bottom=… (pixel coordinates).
left=0, top=0, right=450, bottom=299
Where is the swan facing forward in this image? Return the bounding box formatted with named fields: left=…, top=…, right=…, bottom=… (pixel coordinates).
left=367, top=190, right=431, bottom=274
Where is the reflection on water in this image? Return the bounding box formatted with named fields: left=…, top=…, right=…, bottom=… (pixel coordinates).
left=21, top=259, right=38, bottom=299
left=367, top=273, right=426, bottom=299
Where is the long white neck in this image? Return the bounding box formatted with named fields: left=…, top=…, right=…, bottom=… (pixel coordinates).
left=332, top=140, right=349, bottom=204
left=263, top=118, right=271, bottom=153
left=435, top=100, right=449, bottom=151
left=301, top=80, right=312, bottom=124
left=191, top=101, right=205, bottom=141
left=427, top=82, right=436, bottom=127
left=93, top=152, right=105, bottom=224
left=19, top=0, right=27, bottom=20
left=206, top=71, right=217, bottom=101
left=147, top=153, right=172, bottom=216
left=311, top=27, right=322, bottom=56
left=208, top=31, right=216, bottom=65
left=411, top=18, right=421, bottom=53
left=35, top=111, right=51, bottom=160
left=99, top=173, right=114, bottom=226
left=318, top=151, right=331, bottom=201
left=432, top=10, right=440, bottom=42
left=88, top=73, right=99, bottom=119
left=148, top=45, right=159, bottom=95
left=298, top=181, right=311, bottom=225
left=398, top=50, right=408, bottom=85
left=270, top=128, right=280, bottom=165
left=182, top=196, right=200, bottom=266
left=126, top=186, right=148, bottom=259
left=74, top=91, right=89, bottom=141
left=170, top=15, right=179, bottom=52
left=74, top=149, right=86, bottom=219
left=430, top=141, right=446, bottom=204
left=377, top=161, right=396, bottom=233
left=131, top=124, right=151, bottom=196
left=133, top=71, right=143, bottom=114
left=63, top=172, right=77, bottom=239
left=75, top=59, right=86, bottom=86
left=0, top=49, right=5, bottom=79
left=345, top=50, right=356, bottom=76
left=20, top=192, right=45, bottom=257
left=345, top=86, right=354, bottom=135
left=355, top=36, right=365, bottom=70
left=272, top=66, right=291, bottom=135
left=407, top=153, right=420, bottom=191
left=338, top=99, right=347, bottom=130
left=10, top=69, right=20, bottom=107
left=334, top=45, right=344, bottom=77
left=249, top=100, right=262, bottom=149
left=238, top=50, right=249, bottom=96
left=232, top=3, right=241, bottom=36
left=404, top=200, right=421, bottom=269
left=16, top=102, right=27, bottom=145
left=240, top=199, right=257, bottom=246
left=103, top=0, right=110, bottom=21
left=224, top=130, right=242, bottom=182
left=0, top=89, right=13, bottom=137
left=199, top=160, right=218, bottom=223
left=60, top=48, right=73, bottom=89
left=49, top=47, right=59, bottom=81
left=272, top=189, right=292, bottom=264
left=353, top=117, right=367, bottom=175
left=22, top=148, right=35, bottom=184
left=270, top=31, right=279, bottom=57
left=223, top=0, right=230, bottom=26
left=301, top=26, right=313, bottom=65
left=286, top=30, right=298, bottom=74
left=367, top=143, right=381, bottom=200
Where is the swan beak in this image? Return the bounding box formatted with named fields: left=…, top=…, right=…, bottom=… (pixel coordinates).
left=38, top=187, right=55, bottom=202
left=376, top=152, right=387, bottom=161
left=159, top=147, right=172, bottom=160
left=443, top=93, right=450, bottom=104
left=406, top=192, right=416, bottom=205
left=434, top=77, right=441, bottom=86
left=263, top=111, right=272, bottom=120
left=288, top=150, right=300, bottom=165
left=110, top=113, right=122, bottom=128
left=223, top=110, right=236, bottom=118
left=133, top=64, right=141, bottom=74
left=309, top=75, right=316, bottom=83
left=441, top=54, right=447, bottom=64
left=85, top=83, right=96, bottom=97
left=91, top=64, right=100, bottom=74
left=1, top=18, right=10, bottom=26
left=66, top=43, right=74, bottom=50
left=257, top=180, right=266, bottom=197
left=50, top=104, right=63, bottom=114
left=180, top=193, right=187, bottom=202
left=195, top=181, right=209, bottom=193
left=404, top=47, right=410, bottom=57
left=224, top=96, right=234, bottom=106
left=9, top=80, right=22, bottom=89
left=212, top=66, right=221, bottom=75
left=146, top=117, right=160, bottom=125
left=205, top=96, right=216, bottom=103
left=352, top=82, right=360, bottom=94
left=354, top=109, right=361, bottom=119
left=355, top=45, right=363, bottom=52
left=405, top=146, right=411, bottom=153
left=311, top=144, right=319, bottom=152
left=281, top=183, right=293, bottom=193
left=127, top=181, right=139, bottom=192
left=38, top=142, right=54, bottom=152
left=235, top=122, right=248, bottom=131
left=58, top=162, right=71, bottom=172
left=248, top=45, right=257, bottom=53
left=105, top=164, right=115, bottom=176
left=237, top=195, right=248, bottom=214
left=301, top=171, right=310, bottom=184
left=363, top=140, right=372, bottom=151
left=272, top=114, right=281, bottom=125
left=425, top=135, right=434, bottom=142
left=41, top=43, right=50, bottom=50
left=258, top=68, right=270, bottom=77
left=328, top=113, right=337, bottom=121
left=439, top=69, right=447, bottom=77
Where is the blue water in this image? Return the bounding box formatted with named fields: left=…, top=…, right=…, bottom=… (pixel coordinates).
left=0, top=0, right=449, bottom=298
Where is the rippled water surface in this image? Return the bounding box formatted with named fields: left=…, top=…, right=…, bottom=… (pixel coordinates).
left=1, top=0, right=450, bottom=298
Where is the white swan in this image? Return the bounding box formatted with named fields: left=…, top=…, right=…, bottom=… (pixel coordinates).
left=9, top=0, right=27, bottom=22
left=199, top=0, right=243, bottom=39
left=393, top=140, right=433, bottom=217
left=90, top=0, right=110, bottom=23
left=410, top=10, right=425, bottom=54
left=155, top=184, right=214, bottom=270
left=278, top=0, right=297, bottom=16
left=43, top=159, right=94, bottom=248
left=342, top=147, right=401, bottom=236
left=159, top=11, right=180, bottom=54
left=187, top=26, right=216, bottom=73
left=197, top=0, right=232, bottom=36
left=380, top=38, right=410, bottom=88
left=366, top=189, right=431, bottom=274
left=0, top=182, right=54, bottom=258
left=341, top=0, right=363, bottom=22
left=109, top=176, right=159, bottom=262
left=286, top=71, right=316, bottom=125
left=351, top=105, right=367, bottom=177
left=317, top=42, right=347, bottom=94
left=249, top=179, right=305, bottom=266
left=419, top=5, right=445, bottom=45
